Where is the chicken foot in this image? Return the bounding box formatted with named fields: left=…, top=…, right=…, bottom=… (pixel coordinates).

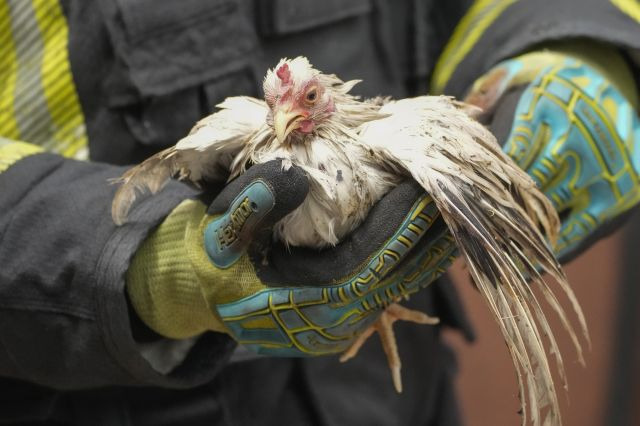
left=339, top=303, right=439, bottom=393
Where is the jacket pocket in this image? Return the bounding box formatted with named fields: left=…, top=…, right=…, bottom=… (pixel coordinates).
left=258, top=0, right=371, bottom=37
left=98, top=0, right=259, bottom=146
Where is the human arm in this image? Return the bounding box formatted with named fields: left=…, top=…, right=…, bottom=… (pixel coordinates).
left=0, top=141, right=239, bottom=389
left=0, top=0, right=245, bottom=388
left=465, top=45, right=640, bottom=261
left=432, top=0, right=640, bottom=261
left=0, top=136, right=461, bottom=390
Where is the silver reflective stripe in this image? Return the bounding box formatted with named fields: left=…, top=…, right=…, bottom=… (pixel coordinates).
left=0, top=0, right=88, bottom=160
left=7, top=1, right=51, bottom=146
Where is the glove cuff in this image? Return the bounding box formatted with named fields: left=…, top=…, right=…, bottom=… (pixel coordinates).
left=467, top=40, right=639, bottom=116
left=126, top=199, right=226, bottom=339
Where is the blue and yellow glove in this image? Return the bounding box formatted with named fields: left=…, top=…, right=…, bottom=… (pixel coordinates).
left=466, top=44, right=640, bottom=261
left=127, top=160, right=456, bottom=356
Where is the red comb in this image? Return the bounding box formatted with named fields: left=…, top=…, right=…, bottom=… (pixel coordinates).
left=276, top=63, right=291, bottom=84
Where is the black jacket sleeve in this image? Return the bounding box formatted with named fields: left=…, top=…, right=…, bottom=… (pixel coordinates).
left=439, top=0, right=640, bottom=97
left=0, top=153, right=235, bottom=390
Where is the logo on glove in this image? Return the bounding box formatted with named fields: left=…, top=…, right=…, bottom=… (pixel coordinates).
left=217, top=196, right=256, bottom=249
left=204, top=180, right=275, bottom=268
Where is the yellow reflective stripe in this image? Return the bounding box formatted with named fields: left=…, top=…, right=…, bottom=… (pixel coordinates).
left=431, top=0, right=518, bottom=95
left=611, top=0, right=640, bottom=23
left=0, top=138, right=43, bottom=173
left=0, top=0, right=87, bottom=160
left=0, top=1, right=21, bottom=140
left=31, top=0, right=87, bottom=159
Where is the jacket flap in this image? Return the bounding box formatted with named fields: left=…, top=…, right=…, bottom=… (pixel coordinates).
left=259, top=0, right=371, bottom=36
left=99, top=0, right=257, bottom=101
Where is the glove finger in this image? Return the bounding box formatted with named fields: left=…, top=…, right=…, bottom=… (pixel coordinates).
left=491, top=85, right=553, bottom=180
left=556, top=203, right=639, bottom=264
left=396, top=218, right=457, bottom=296
left=208, top=159, right=309, bottom=227
left=255, top=179, right=440, bottom=288
left=204, top=159, right=309, bottom=268
left=487, top=85, right=528, bottom=147
left=336, top=217, right=457, bottom=316
left=493, top=82, right=572, bottom=186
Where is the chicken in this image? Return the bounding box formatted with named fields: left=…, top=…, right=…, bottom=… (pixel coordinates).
left=112, top=57, right=588, bottom=426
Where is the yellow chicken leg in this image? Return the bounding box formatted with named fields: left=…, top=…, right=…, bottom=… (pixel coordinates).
left=339, top=303, right=439, bottom=393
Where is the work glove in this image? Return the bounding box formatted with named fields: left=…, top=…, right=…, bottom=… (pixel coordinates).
left=127, top=159, right=456, bottom=356
left=466, top=45, right=640, bottom=262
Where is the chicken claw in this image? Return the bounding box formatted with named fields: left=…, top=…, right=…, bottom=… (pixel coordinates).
left=339, top=303, right=439, bottom=393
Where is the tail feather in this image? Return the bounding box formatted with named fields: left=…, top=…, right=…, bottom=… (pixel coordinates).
left=429, top=157, right=585, bottom=426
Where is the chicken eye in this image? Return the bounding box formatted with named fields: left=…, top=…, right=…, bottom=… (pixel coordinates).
left=305, top=88, right=318, bottom=103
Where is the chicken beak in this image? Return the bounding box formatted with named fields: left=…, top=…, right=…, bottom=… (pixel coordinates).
left=274, top=107, right=305, bottom=143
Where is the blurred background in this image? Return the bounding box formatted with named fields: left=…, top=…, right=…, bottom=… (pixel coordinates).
left=446, top=211, right=640, bottom=426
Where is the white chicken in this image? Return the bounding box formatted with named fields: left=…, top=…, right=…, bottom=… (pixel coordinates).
left=112, top=57, right=588, bottom=426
